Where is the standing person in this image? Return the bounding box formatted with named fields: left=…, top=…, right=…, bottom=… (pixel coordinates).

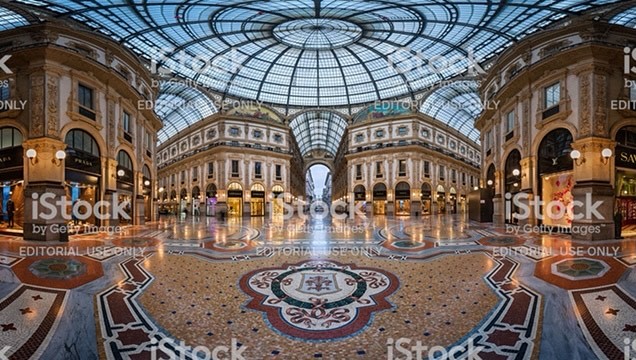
left=615, top=202, right=623, bottom=239
left=6, top=199, right=15, bottom=228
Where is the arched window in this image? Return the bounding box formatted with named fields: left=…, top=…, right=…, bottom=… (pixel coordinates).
left=0, top=127, right=22, bottom=149
left=538, top=128, right=573, bottom=175
left=65, top=129, right=100, bottom=157
left=117, top=150, right=133, bottom=171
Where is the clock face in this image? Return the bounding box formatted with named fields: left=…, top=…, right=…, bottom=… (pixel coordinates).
left=437, top=134, right=445, bottom=144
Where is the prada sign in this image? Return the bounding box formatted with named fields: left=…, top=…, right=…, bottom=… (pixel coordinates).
left=66, top=150, right=101, bottom=175
left=228, top=190, right=243, bottom=198
left=616, top=145, right=636, bottom=170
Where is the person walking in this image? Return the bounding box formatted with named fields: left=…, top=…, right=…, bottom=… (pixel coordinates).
left=6, top=199, right=15, bottom=228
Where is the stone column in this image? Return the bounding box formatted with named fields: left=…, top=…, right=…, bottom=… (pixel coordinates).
left=23, top=138, right=67, bottom=241
left=570, top=137, right=615, bottom=241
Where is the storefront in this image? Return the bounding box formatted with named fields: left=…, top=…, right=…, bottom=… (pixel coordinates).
left=191, top=186, right=201, bottom=216
left=227, top=182, right=243, bottom=217
left=421, top=183, right=431, bottom=215
left=142, top=165, right=152, bottom=221
left=504, top=150, right=521, bottom=224
left=272, top=185, right=284, bottom=216
left=116, top=150, right=135, bottom=225
left=486, top=164, right=496, bottom=196
left=537, top=128, right=574, bottom=228
left=436, top=185, right=446, bottom=214
left=395, top=182, right=410, bottom=216
left=353, top=185, right=367, bottom=214
left=206, top=183, right=217, bottom=216
left=169, top=189, right=177, bottom=214
left=65, top=129, right=102, bottom=228
left=0, top=127, right=24, bottom=230
left=250, top=184, right=265, bottom=216
left=179, top=188, right=187, bottom=214
left=449, top=187, right=457, bottom=214
left=373, top=183, right=387, bottom=215
left=616, top=126, right=636, bottom=229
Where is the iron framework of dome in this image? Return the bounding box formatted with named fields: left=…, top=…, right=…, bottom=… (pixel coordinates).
left=3, top=0, right=633, bottom=146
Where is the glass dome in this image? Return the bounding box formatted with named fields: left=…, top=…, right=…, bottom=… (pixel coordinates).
left=6, top=0, right=631, bottom=146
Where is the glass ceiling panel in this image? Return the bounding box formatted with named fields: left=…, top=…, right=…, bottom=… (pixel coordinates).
left=0, top=6, right=30, bottom=31
left=290, top=112, right=348, bottom=156
left=154, top=83, right=218, bottom=144
left=610, top=6, right=636, bottom=28
left=420, top=81, right=482, bottom=144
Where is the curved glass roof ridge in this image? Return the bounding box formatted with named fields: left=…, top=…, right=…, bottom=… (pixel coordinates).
left=6, top=0, right=629, bottom=146
left=155, top=83, right=218, bottom=144
left=0, top=5, right=31, bottom=31
left=420, top=81, right=482, bottom=143
left=290, top=111, right=348, bottom=157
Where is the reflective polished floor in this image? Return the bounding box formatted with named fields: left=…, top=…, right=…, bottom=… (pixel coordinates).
left=0, top=214, right=634, bottom=359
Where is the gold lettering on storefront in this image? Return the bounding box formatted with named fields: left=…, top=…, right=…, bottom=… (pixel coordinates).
left=620, top=151, right=636, bottom=164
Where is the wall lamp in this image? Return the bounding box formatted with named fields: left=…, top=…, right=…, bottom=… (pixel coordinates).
left=144, top=180, right=151, bottom=186
left=601, top=148, right=613, bottom=165
left=487, top=179, right=493, bottom=186
left=52, top=150, right=66, bottom=166
left=117, top=169, right=125, bottom=177
left=570, top=150, right=585, bottom=166
left=26, top=148, right=37, bottom=165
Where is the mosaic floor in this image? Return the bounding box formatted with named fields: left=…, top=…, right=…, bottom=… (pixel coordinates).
left=0, top=214, right=634, bottom=359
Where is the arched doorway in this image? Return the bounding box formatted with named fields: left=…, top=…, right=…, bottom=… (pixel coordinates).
left=436, top=185, right=446, bottom=214
left=421, top=183, right=432, bottom=215
left=615, top=126, right=636, bottom=234
left=353, top=185, right=367, bottom=214
left=537, top=128, right=574, bottom=227
left=504, top=150, right=521, bottom=224
left=306, top=164, right=331, bottom=205
left=142, top=165, right=152, bottom=221
left=170, top=189, right=177, bottom=214
left=395, top=182, right=411, bottom=216
left=372, top=183, right=387, bottom=215
left=179, top=188, right=188, bottom=215
left=449, top=187, right=457, bottom=214
left=206, top=183, right=217, bottom=216
left=116, top=150, right=134, bottom=224
left=65, top=129, right=102, bottom=227
left=191, top=186, right=201, bottom=216
left=250, top=184, right=265, bottom=216
left=272, top=185, right=285, bottom=216
left=227, top=182, right=243, bottom=217
left=0, top=127, right=24, bottom=230
left=486, top=163, right=496, bottom=195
